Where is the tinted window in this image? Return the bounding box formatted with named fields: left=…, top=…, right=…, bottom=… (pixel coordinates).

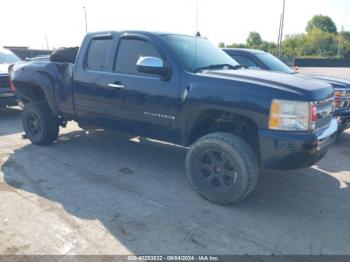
left=86, top=38, right=112, bottom=71
left=256, top=53, right=294, bottom=73
left=114, top=39, right=161, bottom=75
left=231, top=55, right=259, bottom=68
left=161, top=35, right=238, bottom=72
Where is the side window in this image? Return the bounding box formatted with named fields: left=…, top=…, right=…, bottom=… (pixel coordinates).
left=231, top=55, right=259, bottom=68
left=114, top=39, right=161, bottom=75
left=86, top=38, right=112, bottom=71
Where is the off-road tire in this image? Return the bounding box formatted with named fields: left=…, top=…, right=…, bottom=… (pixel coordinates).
left=22, top=102, right=59, bottom=145
left=186, top=132, right=259, bottom=205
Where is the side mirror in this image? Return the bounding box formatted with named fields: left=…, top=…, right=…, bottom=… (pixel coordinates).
left=136, top=56, right=169, bottom=77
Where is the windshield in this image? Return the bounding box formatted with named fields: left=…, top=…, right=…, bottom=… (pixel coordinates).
left=256, top=53, right=294, bottom=74
left=0, top=48, right=21, bottom=64
left=161, top=35, right=239, bottom=72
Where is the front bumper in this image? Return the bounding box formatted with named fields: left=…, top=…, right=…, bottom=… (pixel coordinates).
left=259, top=118, right=338, bottom=170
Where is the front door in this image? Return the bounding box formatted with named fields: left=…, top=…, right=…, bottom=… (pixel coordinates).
left=105, top=36, right=181, bottom=141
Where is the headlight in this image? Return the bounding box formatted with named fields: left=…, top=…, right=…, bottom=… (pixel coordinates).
left=269, top=99, right=316, bottom=131
left=334, top=88, right=350, bottom=109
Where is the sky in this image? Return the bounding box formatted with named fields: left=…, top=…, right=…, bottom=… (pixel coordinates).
left=0, top=0, right=349, bottom=49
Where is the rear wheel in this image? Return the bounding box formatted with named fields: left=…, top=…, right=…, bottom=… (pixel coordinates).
left=186, top=132, right=259, bottom=205
left=22, top=102, right=59, bottom=145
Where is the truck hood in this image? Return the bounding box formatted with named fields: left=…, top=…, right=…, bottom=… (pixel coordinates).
left=0, top=64, right=9, bottom=74
left=298, top=74, right=350, bottom=90
left=201, top=69, right=333, bottom=99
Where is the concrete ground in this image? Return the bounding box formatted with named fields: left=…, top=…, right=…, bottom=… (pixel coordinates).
left=0, top=107, right=349, bottom=255
left=297, top=67, right=350, bottom=80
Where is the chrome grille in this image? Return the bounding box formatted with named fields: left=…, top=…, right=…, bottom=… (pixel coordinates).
left=315, top=96, right=334, bottom=129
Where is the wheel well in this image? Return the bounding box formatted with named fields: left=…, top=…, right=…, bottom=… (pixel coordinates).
left=15, top=82, right=47, bottom=103
left=187, top=110, right=260, bottom=160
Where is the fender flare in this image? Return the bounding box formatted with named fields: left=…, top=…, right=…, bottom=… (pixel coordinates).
left=13, top=64, right=60, bottom=115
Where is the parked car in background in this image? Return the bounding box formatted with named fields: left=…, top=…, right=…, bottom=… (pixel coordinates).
left=223, top=48, right=350, bottom=132
left=0, top=48, right=20, bottom=108
left=10, top=31, right=337, bottom=205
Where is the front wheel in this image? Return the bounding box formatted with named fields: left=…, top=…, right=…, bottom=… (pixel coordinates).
left=22, top=102, right=59, bottom=145
left=186, top=132, right=259, bottom=205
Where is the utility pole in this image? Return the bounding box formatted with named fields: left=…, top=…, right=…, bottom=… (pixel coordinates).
left=277, top=0, right=286, bottom=57
left=83, top=6, right=88, bottom=33
left=194, top=0, right=199, bottom=67
left=195, top=0, right=199, bottom=34
left=337, top=26, right=344, bottom=58
left=277, top=14, right=283, bottom=56
left=44, top=34, right=49, bottom=50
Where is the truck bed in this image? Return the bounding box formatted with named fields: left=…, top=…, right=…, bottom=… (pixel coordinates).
left=12, top=61, right=76, bottom=116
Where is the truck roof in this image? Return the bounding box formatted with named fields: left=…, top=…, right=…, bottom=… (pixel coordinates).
left=86, top=30, right=196, bottom=38
left=223, top=48, right=266, bottom=54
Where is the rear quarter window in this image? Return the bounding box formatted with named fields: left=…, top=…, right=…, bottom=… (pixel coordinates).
left=86, top=38, right=112, bottom=71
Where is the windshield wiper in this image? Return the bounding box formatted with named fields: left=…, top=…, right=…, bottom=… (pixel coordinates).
left=195, top=64, right=242, bottom=73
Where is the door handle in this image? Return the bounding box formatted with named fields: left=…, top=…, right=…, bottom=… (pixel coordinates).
left=107, top=83, right=125, bottom=90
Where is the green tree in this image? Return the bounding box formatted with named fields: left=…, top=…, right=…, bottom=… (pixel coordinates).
left=226, top=43, right=247, bottom=48
left=340, top=34, right=350, bottom=58
left=246, top=32, right=262, bottom=48
left=260, top=41, right=277, bottom=53
left=343, top=43, right=350, bottom=58
left=217, top=15, right=349, bottom=59
left=218, top=42, right=225, bottom=48
left=305, top=28, right=338, bottom=57
left=283, top=34, right=307, bottom=57
left=342, top=32, right=350, bottom=42
left=306, top=15, right=337, bottom=33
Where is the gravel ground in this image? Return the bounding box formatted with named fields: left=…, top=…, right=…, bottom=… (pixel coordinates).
left=0, top=107, right=349, bottom=255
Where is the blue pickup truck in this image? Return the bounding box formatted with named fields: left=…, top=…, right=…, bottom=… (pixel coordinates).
left=223, top=48, right=350, bottom=132
left=10, top=31, right=338, bottom=205
left=0, top=48, right=20, bottom=107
